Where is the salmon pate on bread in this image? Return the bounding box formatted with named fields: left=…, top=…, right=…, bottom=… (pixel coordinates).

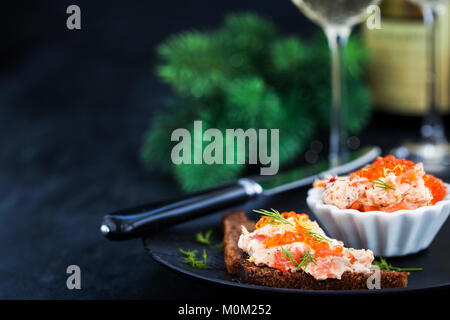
left=222, top=210, right=409, bottom=290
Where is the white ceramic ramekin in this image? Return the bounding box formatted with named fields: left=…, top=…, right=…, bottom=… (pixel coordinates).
left=306, top=184, right=450, bottom=257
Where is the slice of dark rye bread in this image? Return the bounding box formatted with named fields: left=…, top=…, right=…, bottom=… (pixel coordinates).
left=222, top=211, right=409, bottom=290
left=222, top=211, right=256, bottom=274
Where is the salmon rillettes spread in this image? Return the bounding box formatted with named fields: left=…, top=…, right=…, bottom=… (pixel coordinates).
left=314, top=155, right=447, bottom=212
left=238, top=211, right=374, bottom=280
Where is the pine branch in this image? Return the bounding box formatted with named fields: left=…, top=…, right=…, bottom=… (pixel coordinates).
left=141, top=12, right=372, bottom=192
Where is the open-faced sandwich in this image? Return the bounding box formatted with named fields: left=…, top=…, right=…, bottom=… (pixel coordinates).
left=223, top=210, right=409, bottom=290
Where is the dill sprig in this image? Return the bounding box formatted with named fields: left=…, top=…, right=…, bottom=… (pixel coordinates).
left=196, top=229, right=224, bottom=248
left=281, top=247, right=298, bottom=267
left=373, top=257, right=423, bottom=272
left=306, top=230, right=332, bottom=244
left=253, top=208, right=293, bottom=226
left=281, top=247, right=317, bottom=272
left=295, top=225, right=331, bottom=244
left=179, top=248, right=209, bottom=269
left=213, top=241, right=224, bottom=249
left=297, top=251, right=317, bottom=272
left=196, top=229, right=213, bottom=246
left=369, top=179, right=396, bottom=191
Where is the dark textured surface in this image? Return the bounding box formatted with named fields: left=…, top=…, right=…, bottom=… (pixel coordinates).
left=0, top=0, right=316, bottom=300
left=1, top=0, right=450, bottom=300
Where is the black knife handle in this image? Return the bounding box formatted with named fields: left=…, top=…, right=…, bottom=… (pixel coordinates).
left=100, top=179, right=262, bottom=240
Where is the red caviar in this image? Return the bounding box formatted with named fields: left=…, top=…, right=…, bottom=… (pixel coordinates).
left=350, top=155, right=446, bottom=205
left=424, top=174, right=446, bottom=204
left=255, top=211, right=299, bottom=229
left=258, top=212, right=344, bottom=258
left=350, top=155, right=415, bottom=181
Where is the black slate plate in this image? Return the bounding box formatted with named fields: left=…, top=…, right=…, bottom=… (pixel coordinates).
left=143, top=189, right=450, bottom=295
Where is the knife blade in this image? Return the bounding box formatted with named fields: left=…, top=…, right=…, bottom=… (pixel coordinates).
left=101, top=146, right=381, bottom=240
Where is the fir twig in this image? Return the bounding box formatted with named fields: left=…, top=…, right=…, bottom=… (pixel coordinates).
left=141, top=13, right=372, bottom=192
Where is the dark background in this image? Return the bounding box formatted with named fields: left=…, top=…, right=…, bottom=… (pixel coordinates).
left=0, top=0, right=448, bottom=299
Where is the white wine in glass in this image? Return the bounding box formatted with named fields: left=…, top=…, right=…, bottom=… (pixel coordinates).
left=392, top=0, right=450, bottom=173
left=292, top=0, right=381, bottom=167
left=293, top=0, right=381, bottom=28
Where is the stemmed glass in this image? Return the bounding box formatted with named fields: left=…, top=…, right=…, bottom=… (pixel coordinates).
left=292, top=0, right=382, bottom=167
left=392, top=0, right=450, bottom=173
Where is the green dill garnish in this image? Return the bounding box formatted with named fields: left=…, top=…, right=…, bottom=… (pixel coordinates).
left=281, top=247, right=298, bottom=267
left=369, top=179, right=396, bottom=191
left=281, top=247, right=317, bottom=272
left=306, top=230, right=332, bottom=244
left=196, top=229, right=213, bottom=246
left=295, top=226, right=332, bottom=244
left=373, top=257, right=423, bottom=272
left=179, top=248, right=209, bottom=269
left=213, top=241, right=224, bottom=249
left=196, top=229, right=223, bottom=248
left=253, top=208, right=293, bottom=226
left=297, top=251, right=317, bottom=272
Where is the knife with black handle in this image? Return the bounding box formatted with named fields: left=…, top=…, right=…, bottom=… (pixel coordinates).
left=100, top=146, right=380, bottom=240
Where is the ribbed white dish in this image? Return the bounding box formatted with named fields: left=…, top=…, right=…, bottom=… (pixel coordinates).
left=306, top=184, right=450, bottom=257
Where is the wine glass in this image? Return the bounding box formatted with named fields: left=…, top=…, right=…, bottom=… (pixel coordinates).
left=391, top=0, right=450, bottom=173
left=292, top=0, right=382, bottom=167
